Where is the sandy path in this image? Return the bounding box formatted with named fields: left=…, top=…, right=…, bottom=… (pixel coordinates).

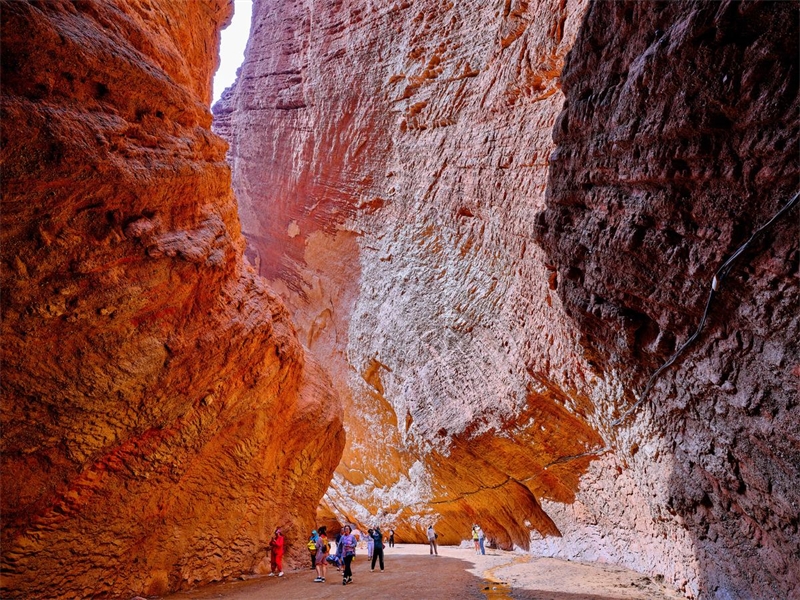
left=163, top=544, right=685, bottom=600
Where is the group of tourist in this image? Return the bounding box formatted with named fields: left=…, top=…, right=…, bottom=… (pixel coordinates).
left=270, top=523, right=394, bottom=585
left=267, top=522, right=488, bottom=584
left=427, top=523, right=487, bottom=555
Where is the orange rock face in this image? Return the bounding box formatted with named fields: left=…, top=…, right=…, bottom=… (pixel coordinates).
left=215, top=0, right=798, bottom=598
left=1, top=1, right=343, bottom=598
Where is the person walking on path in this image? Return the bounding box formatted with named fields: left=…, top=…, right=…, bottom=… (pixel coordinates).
left=314, top=526, right=330, bottom=582
left=477, top=525, right=486, bottom=555
left=471, top=525, right=480, bottom=554
left=388, top=529, right=395, bottom=548
left=427, top=524, right=438, bottom=555
left=370, top=526, right=385, bottom=572
left=268, top=527, right=285, bottom=577
left=340, top=525, right=358, bottom=585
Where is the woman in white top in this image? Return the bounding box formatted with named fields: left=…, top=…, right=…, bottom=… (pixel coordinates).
left=427, top=524, right=438, bottom=555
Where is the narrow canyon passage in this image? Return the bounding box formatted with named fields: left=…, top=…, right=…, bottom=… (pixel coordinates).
left=1, top=1, right=797, bottom=600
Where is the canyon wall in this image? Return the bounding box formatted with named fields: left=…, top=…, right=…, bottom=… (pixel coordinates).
left=0, top=1, right=344, bottom=598
left=216, top=0, right=798, bottom=598
left=214, top=0, right=608, bottom=550
left=536, top=2, right=799, bottom=598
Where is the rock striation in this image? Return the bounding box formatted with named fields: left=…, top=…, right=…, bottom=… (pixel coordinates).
left=1, top=1, right=343, bottom=598
left=216, top=0, right=798, bottom=598
left=214, top=0, right=605, bottom=550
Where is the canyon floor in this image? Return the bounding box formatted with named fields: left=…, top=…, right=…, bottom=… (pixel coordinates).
left=164, top=544, right=685, bottom=600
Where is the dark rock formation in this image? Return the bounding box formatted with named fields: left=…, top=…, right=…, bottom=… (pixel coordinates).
left=0, top=1, right=344, bottom=598
left=537, top=2, right=799, bottom=598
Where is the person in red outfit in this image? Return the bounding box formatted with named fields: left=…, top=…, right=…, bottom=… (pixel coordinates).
left=269, top=527, right=285, bottom=577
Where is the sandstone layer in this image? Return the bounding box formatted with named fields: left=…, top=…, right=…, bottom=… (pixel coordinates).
left=1, top=1, right=344, bottom=598
left=216, top=0, right=798, bottom=598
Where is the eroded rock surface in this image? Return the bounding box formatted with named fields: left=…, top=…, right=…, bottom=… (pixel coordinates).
left=1, top=1, right=343, bottom=598
left=536, top=2, right=799, bottom=598
left=214, top=0, right=609, bottom=550
left=216, top=0, right=798, bottom=598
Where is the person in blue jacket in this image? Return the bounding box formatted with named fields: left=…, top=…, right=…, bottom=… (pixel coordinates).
left=370, top=526, right=385, bottom=572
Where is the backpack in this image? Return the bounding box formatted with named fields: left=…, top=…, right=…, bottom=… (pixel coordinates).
left=307, top=538, right=316, bottom=551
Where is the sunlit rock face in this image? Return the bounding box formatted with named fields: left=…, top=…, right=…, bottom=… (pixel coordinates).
left=215, top=0, right=610, bottom=549
left=0, top=1, right=344, bottom=598
left=215, top=0, right=797, bottom=598
left=536, top=2, right=799, bottom=599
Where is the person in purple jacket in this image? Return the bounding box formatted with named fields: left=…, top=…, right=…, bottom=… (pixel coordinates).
left=340, top=525, right=357, bottom=585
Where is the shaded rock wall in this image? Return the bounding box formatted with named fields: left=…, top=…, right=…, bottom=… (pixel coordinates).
left=536, top=2, right=799, bottom=598
left=0, top=1, right=344, bottom=598
left=217, top=0, right=798, bottom=598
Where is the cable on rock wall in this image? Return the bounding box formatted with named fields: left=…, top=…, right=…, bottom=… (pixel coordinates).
left=612, top=189, right=800, bottom=427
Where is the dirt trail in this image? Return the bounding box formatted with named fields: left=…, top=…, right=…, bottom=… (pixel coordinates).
left=163, top=544, right=685, bottom=600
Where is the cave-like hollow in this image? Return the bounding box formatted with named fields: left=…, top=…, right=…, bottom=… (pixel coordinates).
left=1, top=1, right=797, bottom=599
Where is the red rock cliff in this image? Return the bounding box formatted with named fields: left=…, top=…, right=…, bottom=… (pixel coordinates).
left=215, top=0, right=798, bottom=598
left=0, top=1, right=344, bottom=598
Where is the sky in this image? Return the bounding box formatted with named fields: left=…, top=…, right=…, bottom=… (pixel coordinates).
left=213, top=0, right=254, bottom=103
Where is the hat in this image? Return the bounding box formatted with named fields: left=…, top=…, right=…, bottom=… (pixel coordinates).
left=312, top=530, right=317, bottom=534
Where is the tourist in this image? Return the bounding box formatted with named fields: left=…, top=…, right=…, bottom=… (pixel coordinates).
left=367, top=528, right=375, bottom=560
left=334, top=531, right=345, bottom=570
left=326, top=552, right=343, bottom=571
left=314, top=526, right=329, bottom=582
left=268, top=527, right=284, bottom=577
left=307, top=530, right=317, bottom=569
left=370, top=526, right=385, bottom=572
left=388, top=528, right=395, bottom=548
left=472, top=525, right=480, bottom=553
left=477, top=525, right=486, bottom=555
left=427, top=524, right=438, bottom=555
left=340, top=524, right=357, bottom=585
